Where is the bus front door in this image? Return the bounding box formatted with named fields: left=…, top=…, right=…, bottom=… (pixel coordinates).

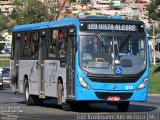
left=66, top=32, right=75, bottom=99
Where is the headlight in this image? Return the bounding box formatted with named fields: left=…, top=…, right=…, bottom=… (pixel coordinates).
left=137, top=78, right=148, bottom=90
left=78, top=76, right=90, bottom=89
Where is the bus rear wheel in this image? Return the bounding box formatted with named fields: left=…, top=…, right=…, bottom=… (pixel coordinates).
left=24, top=80, right=34, bottom=105
left=24, top=79, right=44, bottom=105
left=117, top=102, right=129, bottom=112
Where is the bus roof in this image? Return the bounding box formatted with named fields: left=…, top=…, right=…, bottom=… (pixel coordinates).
left=13, top=16, right=144, bottom=32
left=79, top=15, right=144, bottom=24
left=13, top=18, right=79, bottom=32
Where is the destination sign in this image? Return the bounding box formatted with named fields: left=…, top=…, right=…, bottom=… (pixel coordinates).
left=88, top=24, right=137, bottom=31
left=80, top=22, right=144, bottom=32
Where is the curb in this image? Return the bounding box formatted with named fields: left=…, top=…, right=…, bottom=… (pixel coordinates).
left=148, top=94, right=160, bottom=96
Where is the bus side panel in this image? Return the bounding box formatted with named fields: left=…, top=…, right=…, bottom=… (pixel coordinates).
left=44, top=60, right=67, bottom=98
left=56, top=61, right=67, bottom=99
left=19, top=60, right=39, bottom=95
left=44, top=60, right=57, bottom=97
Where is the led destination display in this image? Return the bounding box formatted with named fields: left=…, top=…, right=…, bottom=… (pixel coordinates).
left=88, top=24, right=137, bottom=31
left=80, top=22, right=144, bottom=32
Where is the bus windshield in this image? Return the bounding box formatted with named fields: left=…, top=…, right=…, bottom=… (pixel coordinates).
left=79, top=34, right=146, bottom=75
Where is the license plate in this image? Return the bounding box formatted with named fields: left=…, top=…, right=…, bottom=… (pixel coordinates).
left=107, top=96, right=120, bottom=101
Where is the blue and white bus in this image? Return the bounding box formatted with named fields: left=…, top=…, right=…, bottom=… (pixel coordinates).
left=11, top=15, right=149, bottom=111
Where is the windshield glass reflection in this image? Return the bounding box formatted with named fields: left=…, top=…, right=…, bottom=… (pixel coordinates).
left=79, top=34, right=146, bottom=75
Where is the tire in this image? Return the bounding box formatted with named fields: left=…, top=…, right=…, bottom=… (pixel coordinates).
left=117, top=102, right=129, bottom=112
left=62, top=102, right=73, bottom=111
left=57, top=79, right=73, bottom=111
left=24, top=79, right=44, bottom=106
left=24, top=80, right=34, bottom=105
left=57, top=80, right=64, bottom=105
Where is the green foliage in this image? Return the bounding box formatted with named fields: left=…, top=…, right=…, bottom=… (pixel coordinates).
left=132, top=16, right=139, bottom=20
left=70, top=0, right=76, bottom=2
left=149, top=64, right=160, bottom=94
left=110, top=2, right=121, bottom=10
left=0, top=13, right=8, bottom=50
left=110, top=6, right=121, bottom=10
left=147, top=0, right=160, bottom=20
left=121, top=0, right=126, bottom=3
left=9, top=10, right=19, bottom=20
left=13, top=0, right=51, bottom=25
left=155, top=0, right=160, bottom=5
left=0, top=35, right=5, bottom=50
left=148, top=23, right=160, bottom=37
left=0, top=13, right=8, bottom=32
left=81, top=0, right=90, bottom=4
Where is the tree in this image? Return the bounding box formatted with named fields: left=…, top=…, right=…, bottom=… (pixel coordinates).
left=44, top=0, right=71, bottom=20
left=12, top=0, right=51, bottom=25
left=70, top=0, right=76, bottom=2
left=81, top=0, right=90, bottom=4
left=147, top=0, right=160, bottom=36
left=147, top=0, right=160, bottom=20
left=57, top=9, right=75, bottom=20
left=0, top=13, right=8, bottom=32
left=121, top=0, right=126, bottom=3
left=12, top=0, right=26, bottom=10
left=6, top=18, right=16, bottom=33
left=0, top=35, right=5, bottom=50
left=132, top=16, right=139, bottom=20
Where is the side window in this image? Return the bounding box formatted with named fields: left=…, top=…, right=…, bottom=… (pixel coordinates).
left=59, top=29, right=67, bottom=58
left=31, top=32, right=39, bottom=58
left=48, top=30, right=59, bottom=58
left=21, top=32, right=39, bottom=59
left=22, top=33, right=31, bottom=58
left=48, top=28, right=67, bottom=58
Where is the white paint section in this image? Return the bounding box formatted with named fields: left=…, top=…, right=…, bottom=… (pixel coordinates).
left=44, top=60, right=66, bottom=98
left=19, top=60, right=39, bottom=95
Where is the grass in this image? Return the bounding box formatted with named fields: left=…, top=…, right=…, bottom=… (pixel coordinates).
left=148, top=64, right=160, bottom=94
left=0, top=59, right=10, bottom=67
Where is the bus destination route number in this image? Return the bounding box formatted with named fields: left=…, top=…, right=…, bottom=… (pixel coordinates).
left=87, top=23, right=137, bottom=31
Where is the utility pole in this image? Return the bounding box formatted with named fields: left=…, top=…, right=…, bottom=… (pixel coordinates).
left=153, top=24, right=156, bottom=65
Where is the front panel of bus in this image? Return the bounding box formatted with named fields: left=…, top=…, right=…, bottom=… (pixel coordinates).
left=75, top=20, right=149, bottom=102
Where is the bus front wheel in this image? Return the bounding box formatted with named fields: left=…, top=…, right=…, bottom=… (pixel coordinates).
left=57, top=79, right=73, bottom=111
left=62, top=102, right=74, bottom=111
left=117, top=102, right=129, bottom=112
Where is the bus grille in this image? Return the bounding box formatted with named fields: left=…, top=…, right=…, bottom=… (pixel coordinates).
left=89, top=76, right=138, bottom=83
left=95, top=92, right=133, bottom=100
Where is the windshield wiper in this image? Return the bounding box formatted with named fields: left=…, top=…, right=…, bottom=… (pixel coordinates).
left=119, top=35, right=132, bottom=52
left=95, top=33, right=109, bottom=53
left=96, top=33, right=104, bottom=45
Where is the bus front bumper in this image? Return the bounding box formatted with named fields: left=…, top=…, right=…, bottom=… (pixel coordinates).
left=75, top=86, right=148, bottom=102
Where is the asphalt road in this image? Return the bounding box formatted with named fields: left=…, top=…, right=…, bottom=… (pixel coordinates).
left=0, top=85, right=160, bottom=120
